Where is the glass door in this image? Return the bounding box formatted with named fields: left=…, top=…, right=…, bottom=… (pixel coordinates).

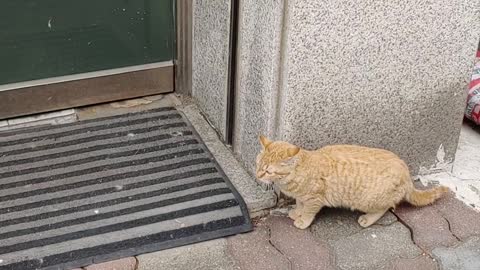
left=0, top=0, right=175, bottom=119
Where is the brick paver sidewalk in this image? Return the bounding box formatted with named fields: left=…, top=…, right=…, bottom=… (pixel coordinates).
left=77, top=191, right=480, bottom=270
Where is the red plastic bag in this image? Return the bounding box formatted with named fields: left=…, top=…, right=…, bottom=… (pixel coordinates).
left=465, top=49, right=480, bottom=125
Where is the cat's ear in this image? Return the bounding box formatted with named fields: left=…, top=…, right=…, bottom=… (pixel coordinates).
left=281, top=146, right=300, bottom=166
left=259, top=135, right=272, bottom=149
left=287, top=146, right=300, bottom=157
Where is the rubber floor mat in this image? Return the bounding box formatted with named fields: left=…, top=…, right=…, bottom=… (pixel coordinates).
left=0, top=107, right=252, bottom=270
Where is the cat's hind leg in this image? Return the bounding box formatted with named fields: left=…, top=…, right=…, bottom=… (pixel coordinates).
left=293, top=200, right=324, bottom=229
left=358, top=209, right=388, bottom=228
left=288, top=200, right=303, bottom=220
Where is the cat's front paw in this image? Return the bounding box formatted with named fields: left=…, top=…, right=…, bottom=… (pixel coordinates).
left=357, top=215, right=370, bottom=228
left=288, top=209, right=301, bottom=220
left=293, top=218, right=313, bottom=229
left=357, top=211, right=385, bottom=228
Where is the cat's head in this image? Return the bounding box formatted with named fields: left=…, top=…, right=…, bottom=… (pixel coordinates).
left=255, top=135, right=300, bottom=184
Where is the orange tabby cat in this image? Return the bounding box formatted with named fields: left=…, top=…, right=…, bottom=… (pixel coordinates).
left=256, top=135, right=449, bottom=229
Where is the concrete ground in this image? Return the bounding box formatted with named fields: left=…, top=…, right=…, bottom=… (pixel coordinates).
left=4, top=94, right=480, bottom=270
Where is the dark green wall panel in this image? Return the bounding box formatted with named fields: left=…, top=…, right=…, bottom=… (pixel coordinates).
left=0, top=0, right=174, bottom=85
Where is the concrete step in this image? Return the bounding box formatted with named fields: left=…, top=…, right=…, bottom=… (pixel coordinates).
left=177, top=104, right=277, bottom=217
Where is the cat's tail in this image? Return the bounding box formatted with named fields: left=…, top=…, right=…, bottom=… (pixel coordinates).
left=405, top=186, right=450, bottom=206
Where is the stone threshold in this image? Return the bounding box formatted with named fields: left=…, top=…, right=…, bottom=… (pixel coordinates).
left=0, top=108, right=77, bottom=131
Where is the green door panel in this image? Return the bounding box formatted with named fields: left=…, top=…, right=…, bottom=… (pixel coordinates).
left=0, top=0, right=174, bottom=85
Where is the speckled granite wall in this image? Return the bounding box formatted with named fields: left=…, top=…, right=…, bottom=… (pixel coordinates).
left=233, top=0, right=285, bottom=173
left=280, top=0, right=478, bottom=173
left=232, top=0, right=479, bottom=174
left=191, top=0, right=231, bottom=138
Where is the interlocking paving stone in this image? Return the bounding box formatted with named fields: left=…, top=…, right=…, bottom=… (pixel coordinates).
left=227, top=222, right=290, bottom=270
left=432, top=236, right=480, bottom=270
left=311, top=208, right=397, bottom=244
left=391, top=254, right=438, bottom=270
left=329, top=222, right=421, bottom=270
left=267, top=216, right=335, bottom=270
left=84, top=257, right=136, bottom=270
left=311, top=208, right=421, bottom=270
left=394, top=204, right=460, bottom=251
left=433, top=192, right=480, bottom=240
left=137, top=239, right=239, bottom=270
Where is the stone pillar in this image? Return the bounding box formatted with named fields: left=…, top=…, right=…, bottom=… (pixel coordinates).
left=191, top=0, right=232, bottom=138
left=233, top=0, right=286, bottom=173
left=233, top=0, right=479, bottom=174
